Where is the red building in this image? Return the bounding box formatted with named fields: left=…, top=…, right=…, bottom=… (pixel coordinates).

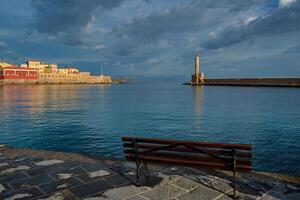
left=0, top=66, right=39, bottom=80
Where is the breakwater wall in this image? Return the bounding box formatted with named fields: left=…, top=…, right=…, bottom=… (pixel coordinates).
left=0, top=74, right=112, bottom=85
left=190, top=78, right=300, bottom=87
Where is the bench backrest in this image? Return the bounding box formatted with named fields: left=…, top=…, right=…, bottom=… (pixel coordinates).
left=122, top=137, right=252, bottom=172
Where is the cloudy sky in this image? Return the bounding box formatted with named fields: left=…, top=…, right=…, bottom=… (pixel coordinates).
left=0, top=0, right=299, bottom=79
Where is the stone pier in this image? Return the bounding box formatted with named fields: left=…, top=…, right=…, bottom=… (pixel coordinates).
left=0, top=145, right=299, bottom=200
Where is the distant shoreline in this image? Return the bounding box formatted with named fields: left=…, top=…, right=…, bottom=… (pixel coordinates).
left=0, top=82, right=113, bottom=85
left=0, top=79, right=128, bottom=85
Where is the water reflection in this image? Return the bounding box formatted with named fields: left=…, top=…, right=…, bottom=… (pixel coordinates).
left=192, top=86, right=203, bottom=114
left=0, top=84, right=110, bottom=115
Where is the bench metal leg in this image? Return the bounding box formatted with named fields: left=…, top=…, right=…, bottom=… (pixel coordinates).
left=233, top=170, right=238, bottom=199
left=136, top=161, right=150, bottom=184
left=144, top=161, right=150, bottom=177
left=136, top=160, right=141, bottom=185
left=231, top=149, right=239, bottom=199
left=133, top=139, right=141, bottom=185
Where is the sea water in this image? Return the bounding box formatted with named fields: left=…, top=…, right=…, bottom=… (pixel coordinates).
left=0, top=82, right=299, bottom=175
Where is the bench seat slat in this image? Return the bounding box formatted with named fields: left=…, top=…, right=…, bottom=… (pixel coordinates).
left=122, top=136, right=252, bottom=173
left=122, top=137, right=252, bottom=151
left=124, top=150, right=251, bottom=166
left=125, top=155, right=251, bottom=171
left=123, top=143, right=252, bottom=158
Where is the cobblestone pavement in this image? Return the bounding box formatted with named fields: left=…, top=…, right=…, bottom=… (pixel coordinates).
left=0, top=146, right=300, bottom=200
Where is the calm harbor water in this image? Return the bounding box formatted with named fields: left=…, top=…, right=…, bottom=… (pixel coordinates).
left=0, top=82, right=300, bottom=176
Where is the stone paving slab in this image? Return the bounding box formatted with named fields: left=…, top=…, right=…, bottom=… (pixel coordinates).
left=76, top=170, right=113, bottom=184
left=103, top=174, right=131, bottom=187
left=126, top=195, right=146, bottom=200
left=172, top=177, right=199, bottom=190
left=83, top=196, right=109, bottom=200
left=0, top=171, right=29, bottom=183
left=37, top=189, right=78, bottom=200
left=237, top=180, right=277, bottom=197
left=102, top=185, right=149, bottom=200
left=177, top=184, right=222, bottom=200
left=260, top=191, right=287, bottom=200
left=0, top=186, right=44, bottom=200
left=0, top=165, right=32, bottom=174
left=27, top=161, right=87, bottom=177
left=0, top=182, right=12, bottom=196
left=10, top=174, right=55, bottom=190
left=1, top=146, right=300, bottom=200
left=81, top=162, right=110, bottom=172
left=0, top=163, right=11, bottom=170
left=39, top=177, right=83, bottom=194
left=69, top=179, right=114, bottom=198
left=211, top=178, right=232, bottom=194
left=9, top=156, right=44, bottom=167
left=140, top=183, right=186, bottom=200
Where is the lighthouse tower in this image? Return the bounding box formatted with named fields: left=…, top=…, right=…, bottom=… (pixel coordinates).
left=191, top=52, right=204, bottom=85
left=194, top=52, right=200, bottom=84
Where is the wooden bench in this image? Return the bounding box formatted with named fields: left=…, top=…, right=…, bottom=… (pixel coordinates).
left=122, top=136, right=252, bottom=198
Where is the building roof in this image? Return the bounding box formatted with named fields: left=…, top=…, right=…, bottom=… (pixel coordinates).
left=2, top=66, right=39, bottom=70
left=27, top=59, right=41, bottom=62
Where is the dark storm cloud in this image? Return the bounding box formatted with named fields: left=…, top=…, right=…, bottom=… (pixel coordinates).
left=110, top=0, right=269, bottom=55
left=108, top=1, right=229, bottom=57
left=1, top=0, right=300, bottom=77
left=283, top=42, right=300, bottom=55
left=31, top=0, right=124, bottom=45
left=29, top=0, right=268, bottom=50
left=0, top=0, right=32, bottom=30
left=114, top=0, right=241, bottom=42
left=225, top=0, right=269, bottom=12
left=203, top=1, right=300, bottom=49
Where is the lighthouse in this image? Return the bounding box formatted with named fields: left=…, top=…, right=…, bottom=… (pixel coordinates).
left=194, top=52, right=200, bottom=84
left=191, top=52, right=204, bottom=85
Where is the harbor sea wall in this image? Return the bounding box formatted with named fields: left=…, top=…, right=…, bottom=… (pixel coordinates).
left=202, top=78, right=300, bottom=87
left=0, top=79, right=37, bottom=84
left=0, top=73, right=112, bottom=85
left=37, top=73, right=112, bottom=84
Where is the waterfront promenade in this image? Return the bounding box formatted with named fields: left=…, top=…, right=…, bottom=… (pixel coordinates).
left=0, top=145, right=299, bottom=200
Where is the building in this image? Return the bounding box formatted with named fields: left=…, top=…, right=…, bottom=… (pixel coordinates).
left=49, top=64, right=58, bottom=72
left=79, top=72, right=91, bottom=76
left=191, top=53, right=204, bottom=84
left=27, top=60, right=49, bottom=72
left=27, top=60, right=59, bottom=73
left=0, top=61, right=12, bottom=68
left=58, top=68, right=68, bottom=74
left=20, top=63, right=28, bottom=68
left=67, top=67, right=79, bottom=74
left=0, top=66, right=39, bottom=83
left=0, top=59, right=112, bottom=84
left=57, top=67, right=79, bottom=74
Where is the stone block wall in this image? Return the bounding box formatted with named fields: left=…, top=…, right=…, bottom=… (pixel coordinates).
left=0, top=73, right=112, bottom=85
